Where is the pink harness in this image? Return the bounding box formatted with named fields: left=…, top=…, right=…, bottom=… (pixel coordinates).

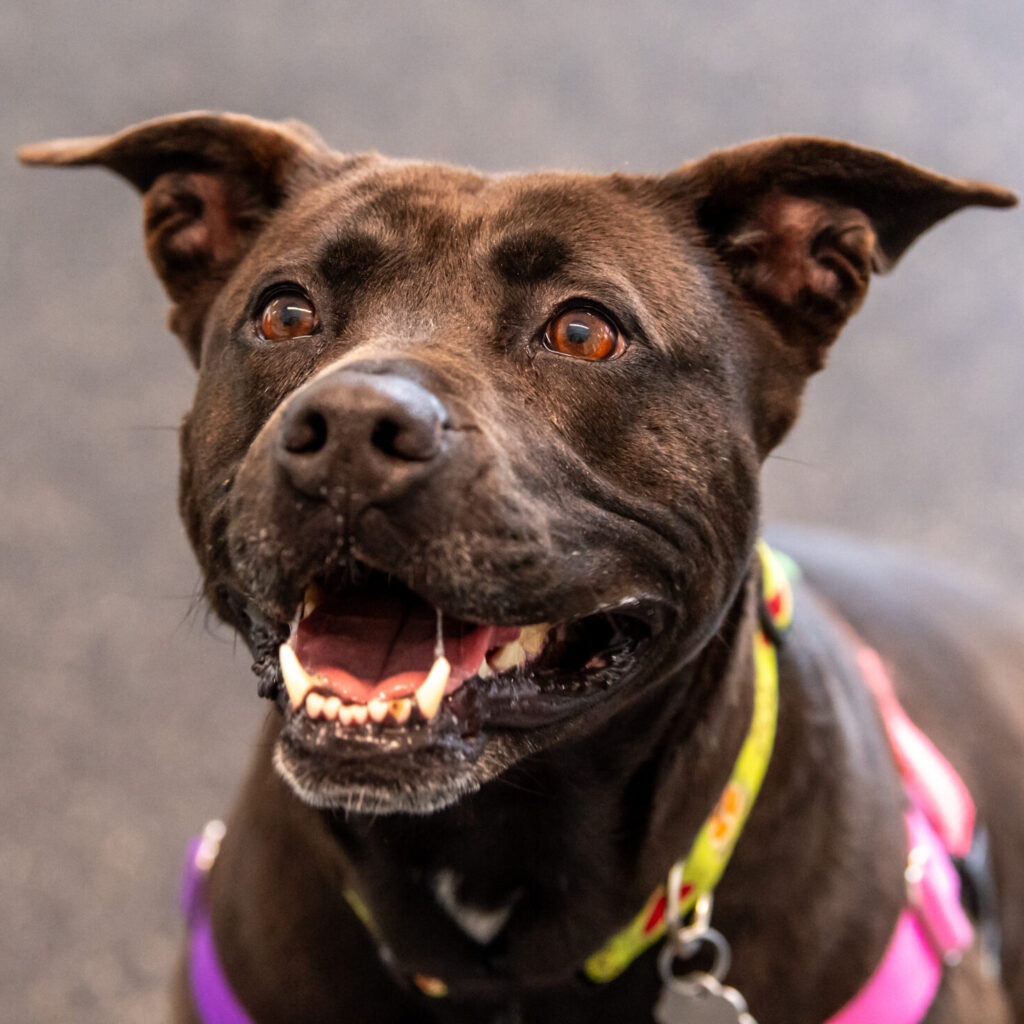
left=825, top=645, right=975, bottom=1024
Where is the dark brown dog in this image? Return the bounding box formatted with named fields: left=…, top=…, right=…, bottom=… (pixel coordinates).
left=20, top=113, right=1024, bottom=1023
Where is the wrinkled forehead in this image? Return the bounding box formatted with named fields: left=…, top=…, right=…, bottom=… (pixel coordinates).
left=247, top=159, right=677, bottom=297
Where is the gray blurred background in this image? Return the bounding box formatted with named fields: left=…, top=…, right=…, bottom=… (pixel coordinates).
left=2, top=1, right=1021, bottom=1020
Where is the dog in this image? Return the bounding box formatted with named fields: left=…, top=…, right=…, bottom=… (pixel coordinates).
left=20, top=113, right=1023, bottom=1023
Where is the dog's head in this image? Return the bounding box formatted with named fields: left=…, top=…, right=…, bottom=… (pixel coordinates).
left=21, top=113, right=1014, bottom=813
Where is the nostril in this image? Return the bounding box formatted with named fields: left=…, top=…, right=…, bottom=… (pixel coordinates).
left=371, top=412, right=442, bottom=461
left=283, top=409, right=329, bottom=455
left=370, top=417, right=403, bottom=457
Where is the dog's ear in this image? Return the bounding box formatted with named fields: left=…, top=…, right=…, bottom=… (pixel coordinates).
left=19, top=111, right=331, bottom=364
left=669, top=137, right=1017, bottom=360
left=657, top=137, right=1016, bottom=450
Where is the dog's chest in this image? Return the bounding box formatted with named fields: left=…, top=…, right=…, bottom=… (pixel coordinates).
left=430, top=868, right=521, bottom=945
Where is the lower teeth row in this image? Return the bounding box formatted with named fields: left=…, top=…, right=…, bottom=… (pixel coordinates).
left=305, top=691, right=412, bottom=726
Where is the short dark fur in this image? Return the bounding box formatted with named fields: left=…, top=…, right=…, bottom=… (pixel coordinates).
left=20, top=113, right=1023, bottom=1023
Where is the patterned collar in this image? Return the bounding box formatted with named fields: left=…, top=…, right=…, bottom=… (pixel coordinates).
left=580, top=540, right=788, bottom=984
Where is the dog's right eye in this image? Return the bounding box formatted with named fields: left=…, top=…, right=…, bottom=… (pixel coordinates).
left=543, top=308, right=623, bottom=361
left=258, top=292, right=319, bottom=341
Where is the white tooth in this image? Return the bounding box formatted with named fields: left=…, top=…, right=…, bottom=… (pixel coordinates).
left=477, top=658, right=494, bottom=679
left=489, top=641, right=527, bottom=672
left=519, top=623, right=549, bottom=656
left=368, top=697, right=389, bottom=723
left=415, top=656, right=451, bottom=720
left=305, top=692, right=325, bottom=718
left=349, top=704, right=368, bottom=726
left=338, top=705, right=355, bottom=726
left=279, top=644, right=316, bottom=709
left=303, top=583, right=323, bottom=616
left=389, top=698, right=412, bottom=724
left=323, top=696, right=341, bottom=720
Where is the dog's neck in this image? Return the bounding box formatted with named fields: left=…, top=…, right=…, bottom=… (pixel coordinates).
left=206, top=568, right=909, bottom=1022
left=306, top=572, right=755, bottom=978
left=712, top=586, right=909, bottom=1021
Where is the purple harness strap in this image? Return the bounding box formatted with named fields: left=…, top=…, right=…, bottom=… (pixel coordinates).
left=181, top=828, right=255, bottom=1024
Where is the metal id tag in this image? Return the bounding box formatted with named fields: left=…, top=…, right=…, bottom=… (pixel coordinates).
left=654, top=973, right=757, bottom=1024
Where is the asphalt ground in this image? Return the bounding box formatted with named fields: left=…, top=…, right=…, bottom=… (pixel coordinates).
left=2, top=2, right=1021, bottom=1020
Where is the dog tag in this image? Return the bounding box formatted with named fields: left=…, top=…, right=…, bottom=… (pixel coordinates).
left=654, top=974, right=756, bottom=1024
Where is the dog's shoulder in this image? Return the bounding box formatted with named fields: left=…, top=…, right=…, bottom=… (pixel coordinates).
left=768, top=524, right=1024, bottom=833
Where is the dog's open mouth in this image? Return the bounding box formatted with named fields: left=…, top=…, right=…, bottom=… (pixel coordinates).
left=275, top=569, right=652, bottom=743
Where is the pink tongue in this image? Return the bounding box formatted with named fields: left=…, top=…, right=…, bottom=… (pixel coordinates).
left=294, top=590, right=518, bottom=703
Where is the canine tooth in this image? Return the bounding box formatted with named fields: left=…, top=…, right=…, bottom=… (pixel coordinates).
left=389, top=698, right=412, bottom=724
left=489, top=641, right=527, bottom=672
left=416, top=656, right=451, bottom=720
left=349, top=704, right=368, bottom=726
left=519, top=623, right=549, bottom=656
left=279, top=644, right=316, bottom=709
left=305, top=692, right=325, bottom=718
left=323, top=696, right=341, bottom=720
left=368, top=697, right=390, bottom=723
left=477, top=658, right=494, bottom=679
left=303, top=583, right=323, bottom=616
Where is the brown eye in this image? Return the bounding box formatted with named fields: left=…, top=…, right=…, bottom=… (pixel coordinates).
left=259, top=292, right=318, bottom=341
left=544, top=309, right=622, bottom=360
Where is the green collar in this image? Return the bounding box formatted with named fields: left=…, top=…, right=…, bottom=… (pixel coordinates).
left=581, top=540, right=789, bottom=983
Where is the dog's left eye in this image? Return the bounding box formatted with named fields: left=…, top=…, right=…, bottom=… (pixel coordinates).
left=543, top=309, right=623, bottom=360
left=259, top=292, right=319, bottom=341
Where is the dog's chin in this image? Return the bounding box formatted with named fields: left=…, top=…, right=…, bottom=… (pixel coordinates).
left=272, top=739, right=489, bottom=815
left=269, top=675, right=631, bottom=816
left=245, top=565, right=664, bottom=814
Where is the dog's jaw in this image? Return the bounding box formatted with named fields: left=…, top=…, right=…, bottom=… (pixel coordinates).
left=253, top=568, right=676, bottom=815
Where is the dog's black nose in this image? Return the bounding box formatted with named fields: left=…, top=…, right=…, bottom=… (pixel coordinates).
left=276, top=370, right=448, bottom=502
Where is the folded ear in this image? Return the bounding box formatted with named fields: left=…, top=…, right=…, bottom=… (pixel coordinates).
left=19, top=111, right=331, bottom=364
left=658, top=137, right=1016, bottom=449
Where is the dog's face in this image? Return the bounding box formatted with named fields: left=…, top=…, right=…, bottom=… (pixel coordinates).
left=21, top=114, right=1013, bottom=813
left=185, top=157, right=764, bottom=814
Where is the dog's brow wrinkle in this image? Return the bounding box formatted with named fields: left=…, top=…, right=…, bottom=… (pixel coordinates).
left=316, top=231, right=390, bottom=286
left=490, top=230, right=571, bottom=284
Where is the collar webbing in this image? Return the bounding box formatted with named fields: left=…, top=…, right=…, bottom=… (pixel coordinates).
left=580, top=540, right=788, bottom=983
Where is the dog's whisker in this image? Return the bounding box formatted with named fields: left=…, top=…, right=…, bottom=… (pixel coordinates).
left=765, top=453, right=820, bottom=468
